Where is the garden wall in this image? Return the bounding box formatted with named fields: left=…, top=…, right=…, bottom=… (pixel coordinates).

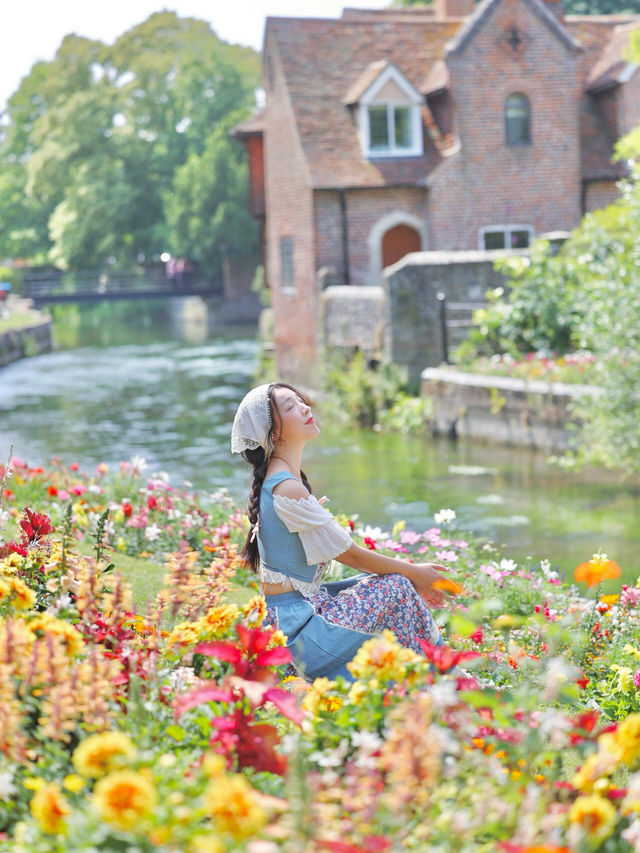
left=421, top=366, right=599, bottom=451
left=383, top=250, right=515, bottom=385
left=0, top=317, right=53, bottom=368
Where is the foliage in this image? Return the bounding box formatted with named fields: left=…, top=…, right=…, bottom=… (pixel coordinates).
left=0, top=12, right=260, bottom=272
left=454, top=351, right=597, bottom=384
left=3, top=459, right=640, bottom=850
left=323, top=351, right=412, bottom=428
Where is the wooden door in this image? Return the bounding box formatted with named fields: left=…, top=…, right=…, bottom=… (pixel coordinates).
left=381, top=224, right=421, bottom=269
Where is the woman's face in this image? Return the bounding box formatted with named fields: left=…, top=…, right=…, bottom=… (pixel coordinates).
left=272, top=387, right=320, bottom=446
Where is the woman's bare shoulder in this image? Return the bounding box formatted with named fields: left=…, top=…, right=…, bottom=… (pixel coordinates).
left=271, top=476, right=310, bottom=501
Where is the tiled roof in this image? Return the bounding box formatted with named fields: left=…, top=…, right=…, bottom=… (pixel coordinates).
left=265, top=14, right=461, bottom=189
left=585, top=20, right=640, bottom=90
left=343, top=60, right=391, bottom=105
left=230, top=108, right=265, bottom=137
left=422, top=59, right=450, bottom=95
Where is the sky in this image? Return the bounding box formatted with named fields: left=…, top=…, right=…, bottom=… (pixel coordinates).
left=1, top=0, right=390, bottom=113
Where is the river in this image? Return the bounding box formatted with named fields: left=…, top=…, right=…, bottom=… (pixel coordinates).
left=1, top=299, right=639, bottom=580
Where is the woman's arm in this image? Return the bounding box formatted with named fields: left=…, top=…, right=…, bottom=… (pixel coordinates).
left=335, top=542, right=451, bottom=607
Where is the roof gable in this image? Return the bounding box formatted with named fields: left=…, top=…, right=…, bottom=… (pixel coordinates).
left=446, top=0, right=582, bottom=56
left=344, top=60, right=423, bottom=106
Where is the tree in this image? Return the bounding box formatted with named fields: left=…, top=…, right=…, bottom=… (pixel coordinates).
left=164, top=113, right=258, bottom=277
left=0, top=13, right=260, bottom=271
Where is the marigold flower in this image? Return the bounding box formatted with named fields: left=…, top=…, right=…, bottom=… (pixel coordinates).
left=615, top=714, right=640, bottom=766
left=72, top=731, right=137, bottom=778
left=204, top=773, right=267, bottom=840
left=200, top=603, right=240, bottom=637
left=27, top=613, right=83, bottom=657
left=241, top=595, right=267, bottom=627
left=348, top=630, right=420, bottom=682
left=30, top=782, right=70, bottom=835
left=92, top=769, right=157, bottom=831
left=567, top=794, right=616, bottom=842
left=8, top=577, right=35, bottom=611
left=62, top=774, right=85, bottom=793
left=574, top=553, right=621, bottom=587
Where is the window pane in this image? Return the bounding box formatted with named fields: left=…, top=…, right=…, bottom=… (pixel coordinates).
left=280, top=236, right=294, bottom=288
left=368, top=105, right=389, bottom=150
left=394, top=106, right=412, bottom=149
left=505, top=93, right=530, bottom=145
left=510, top=230, right=531, bottom=248
left=483, top=231, right=505, bottom=250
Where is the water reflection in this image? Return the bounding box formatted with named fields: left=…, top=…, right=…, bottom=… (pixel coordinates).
left=1, top=300, right=639, bottom=579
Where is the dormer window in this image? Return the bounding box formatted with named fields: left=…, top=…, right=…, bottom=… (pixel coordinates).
left=345, top=61, right=423, bottom=159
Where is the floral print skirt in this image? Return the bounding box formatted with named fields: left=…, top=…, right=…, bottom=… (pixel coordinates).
left=265, top=573, right=442, bottom=682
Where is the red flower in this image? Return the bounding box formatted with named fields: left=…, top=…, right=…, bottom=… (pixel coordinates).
left=70, top=462, right=79, bottom=471
left=576, top=670, right=589, bottom=690
left=19, top=507, right=55, bottom=542
left=470, top=626, right=484, bottom=644
left=122, top=502, right=133, bottom=518
left=363, top=537, right=377, bottom=550
left=0, top=540, right=28, bottom=559
left=147, top=496, right=158, bottom=510
left=47, top=485, right=58, bottom=496
left=209, top=709, right=287, bottom=775
left=418, top=640, right=480, bottom=673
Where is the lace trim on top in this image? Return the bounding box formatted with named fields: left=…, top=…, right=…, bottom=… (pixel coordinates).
left=258, top=563, right=327, bottom=597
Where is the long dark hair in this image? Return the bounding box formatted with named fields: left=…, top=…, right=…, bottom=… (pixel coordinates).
left=240, top=382, right=314, bottom=573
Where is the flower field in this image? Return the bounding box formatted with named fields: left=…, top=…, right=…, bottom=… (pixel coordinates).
left=1, top=457, right=640, bottom=851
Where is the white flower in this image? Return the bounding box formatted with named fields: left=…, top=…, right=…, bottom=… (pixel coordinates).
left=499, top=558, right=518, bottom=573
left=131, top=455, right=148, bottom=473
left=355, top=525, right=389, bottom=540
left=542, top=657, right=577, bottom=700
left=434, top=508, right=456, bottom=525
left=144, top=523, right=162, bottom=541
left=351, top=730, right=383, bottom=752
left=0, top=508, right=9, bottom=528
left=0, top=770, right=16, bottom=800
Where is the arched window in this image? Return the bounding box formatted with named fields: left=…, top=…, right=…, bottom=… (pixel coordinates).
left=505, top=93, right=531, bottom=146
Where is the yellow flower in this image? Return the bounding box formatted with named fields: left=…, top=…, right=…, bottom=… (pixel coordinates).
left=567, top=795, right=616, bottom=842
left=200, top=603, right=240, bottom=637
left=347, top=681, right=368, bottom=705
left=204, top=774, right=267, bottom=841
left=23, top=777, right=47, bottom=792
left=242, top=595, right=267, bottom=627
left=62, top=774, right=85, bottom=793
left=189, top=835, right=226, bottom=853
left=302, top=677, right=338, bottom=715
left=166, top=620, right=202, bottom=649
left=30, top=783, right=71, bottom=835
left=28, top=613, right=83, bottom=657
left=615, top=714, right=640, bottom=766
left=92, top=769, right=157, bottom=831
left=8, top=577, right=36, bottom=611
left=612, top=665, right=634, bottom=694
left=72, top=732, right=137, bottom=778
left=202, top=752, right=227, bottom=777
left=348, top=630, right=419, bottom=682
left=493, top=614, right=518, bottom=630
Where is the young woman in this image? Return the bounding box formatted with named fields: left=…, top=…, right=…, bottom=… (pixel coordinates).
left=231, top=381, right=452, bottom=682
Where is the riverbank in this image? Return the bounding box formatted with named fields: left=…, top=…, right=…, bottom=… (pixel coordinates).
left=0, top=296, right=52, bottom=367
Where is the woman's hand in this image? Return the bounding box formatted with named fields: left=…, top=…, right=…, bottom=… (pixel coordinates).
left=406, top=562, right=457, bottom=608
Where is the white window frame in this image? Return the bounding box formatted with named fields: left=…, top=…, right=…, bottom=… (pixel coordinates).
left=478, top=224, right=534, bottom=251
left=357, top=64, right=423, bottom=159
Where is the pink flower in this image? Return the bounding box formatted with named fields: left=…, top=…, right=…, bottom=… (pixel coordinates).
left=400, top=530, right=421, bottom=545
left=435, top=549, right=458, bottom=563
left=634, top=670, right=640, bottom=689
left=621, top=586, right=640, bottom=608
left=58, top=490, right=70, bottom=501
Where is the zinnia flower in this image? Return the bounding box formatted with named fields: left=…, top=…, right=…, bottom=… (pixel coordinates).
left=30, top=782, right=70, bottom=835
left=567, top=795, right=616, bottom=842
left=574, top=553, right=621, bottom=587
left=92, top=769, right=157, bottom=831
left=73, top=732, right=137, bottom=778
left=615, top=714, right=640, bottom=766
left=204, top=773, right=267, bottom=840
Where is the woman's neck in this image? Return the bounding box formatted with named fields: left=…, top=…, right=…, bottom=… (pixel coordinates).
left=271, top=449, right=302, bottom=478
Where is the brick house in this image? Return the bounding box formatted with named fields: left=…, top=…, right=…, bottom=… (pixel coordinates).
left=232, top=2, right=640, bottom=380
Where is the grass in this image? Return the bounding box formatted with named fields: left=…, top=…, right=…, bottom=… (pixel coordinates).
left=76, top=541, right=257, bottom=611
left=0, top=310, right=43, bottom=333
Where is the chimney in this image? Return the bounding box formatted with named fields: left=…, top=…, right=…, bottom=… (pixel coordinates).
left=434, top=0, right=475, bottom=17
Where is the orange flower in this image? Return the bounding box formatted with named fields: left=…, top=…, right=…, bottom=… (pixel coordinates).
left=574, top=553, right=621, bottom=587
left=432, top=577, right=464, bottom=595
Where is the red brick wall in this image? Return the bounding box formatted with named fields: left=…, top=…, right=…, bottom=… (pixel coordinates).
left=263, top=31, right=319, bottom=383
left=314, top=187, right=428, bottom=288
left=584, top=179, right=619, bottom=213
left=246, top=136, right=265, bottom=219
left=618, top=69, right=640, bottom=137
left=428, top=0, right=583, bottom=249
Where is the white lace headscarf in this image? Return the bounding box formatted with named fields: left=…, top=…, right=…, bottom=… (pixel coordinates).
left=231, top=383, right=275, bottom=454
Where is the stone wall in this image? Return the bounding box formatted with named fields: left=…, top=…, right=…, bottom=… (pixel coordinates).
left=383, top=249, right=513, bottom=385
left=0, top=318, right=53, bottom=368
left=421, top=366, right=599, bottom=451
left=321, top=285, right=386, bottom=358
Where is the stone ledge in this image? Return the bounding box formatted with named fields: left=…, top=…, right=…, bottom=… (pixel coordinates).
left=420, top=366, right=599, bottom=451
left=0, top=317, right=53, bottom=368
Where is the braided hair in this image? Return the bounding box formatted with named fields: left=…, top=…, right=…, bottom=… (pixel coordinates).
left=240, top=383, right=313, bottom=572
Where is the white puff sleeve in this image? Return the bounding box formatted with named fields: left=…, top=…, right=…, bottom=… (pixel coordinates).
left=273, top=494, right=353, bottom=565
